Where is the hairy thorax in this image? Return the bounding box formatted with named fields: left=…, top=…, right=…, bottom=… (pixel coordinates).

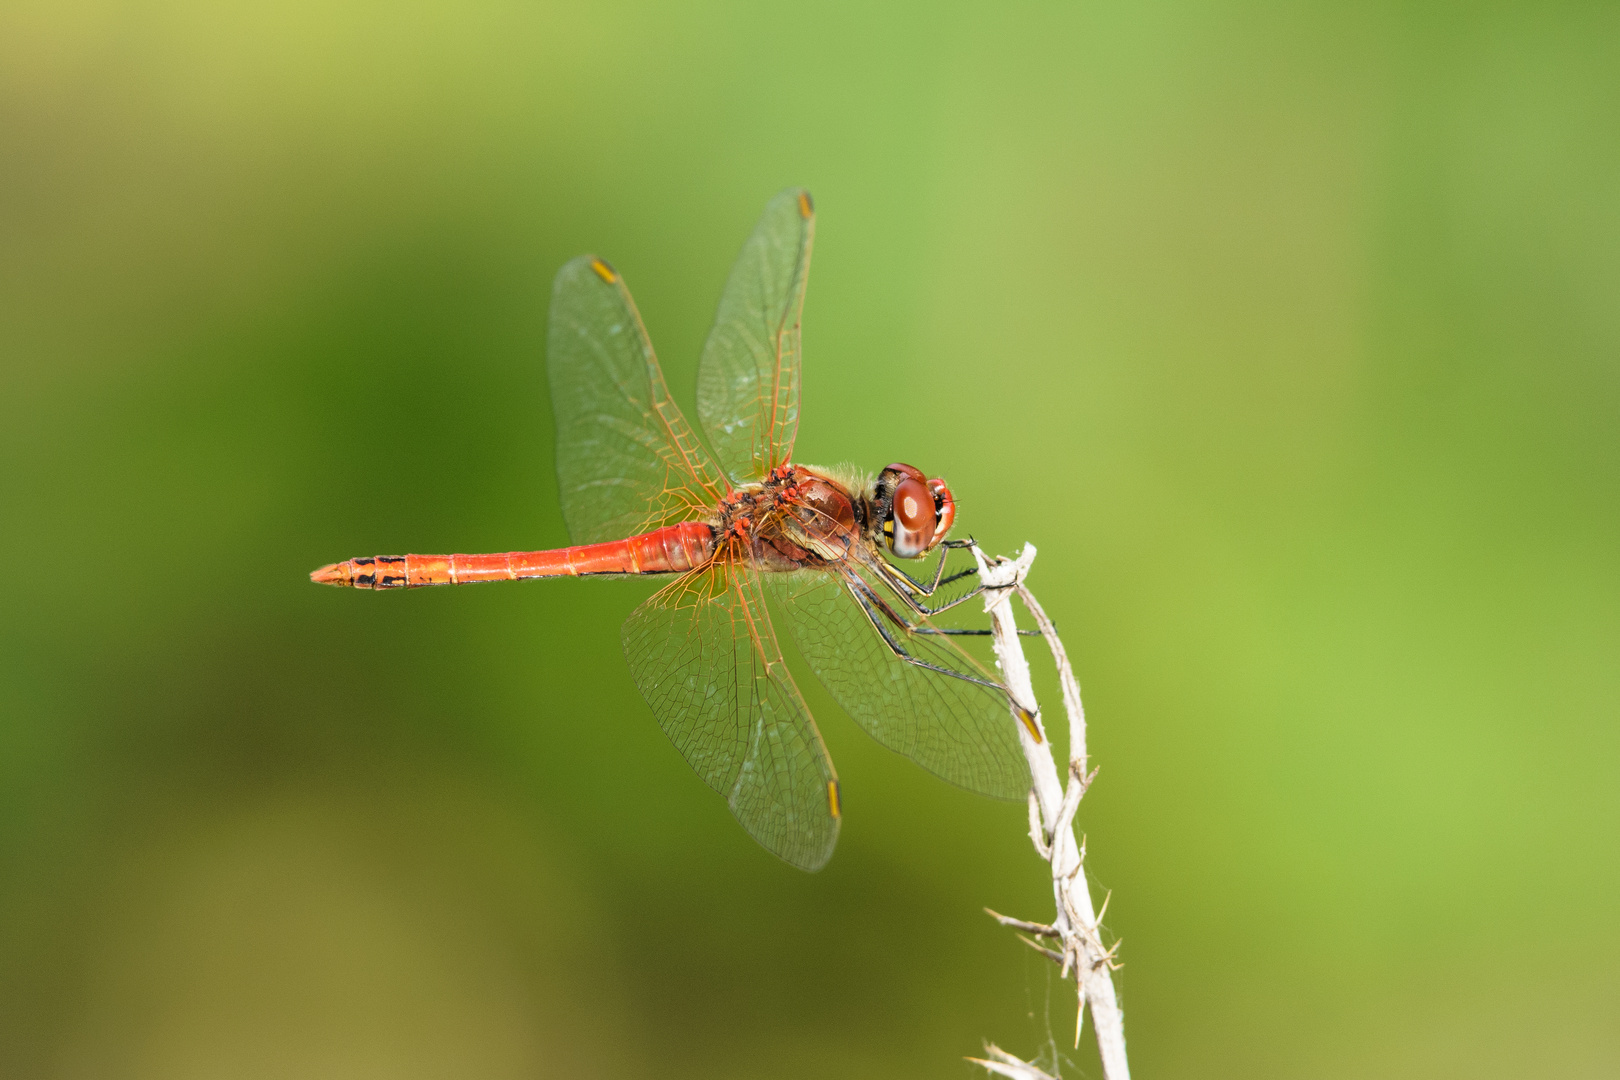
left=712, top=464, right=876, bottom=573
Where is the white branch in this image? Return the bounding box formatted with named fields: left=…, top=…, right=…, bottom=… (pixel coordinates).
left=971, top=543, right=1130, bottom=1080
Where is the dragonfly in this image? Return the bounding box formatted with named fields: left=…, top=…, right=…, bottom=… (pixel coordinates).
left=312, top=189, right=1037, bottom=870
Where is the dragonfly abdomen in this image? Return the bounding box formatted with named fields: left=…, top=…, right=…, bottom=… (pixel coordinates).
left=311, top=522, right=716, bottom=589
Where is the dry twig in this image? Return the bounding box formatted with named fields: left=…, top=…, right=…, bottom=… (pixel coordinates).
left=969, top=543, right=1129, bottom=1080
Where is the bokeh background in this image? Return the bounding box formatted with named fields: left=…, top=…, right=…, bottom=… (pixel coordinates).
left=3, top=2, right=1616, bottom=1077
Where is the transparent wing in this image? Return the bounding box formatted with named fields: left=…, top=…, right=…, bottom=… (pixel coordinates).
left=768, top=567, right=1031, bottom=800
left=548, top=255, right=729, bottom=545
left=696, top=188, right=815, bottom=484
left=621, top=559, right=840, bottom=871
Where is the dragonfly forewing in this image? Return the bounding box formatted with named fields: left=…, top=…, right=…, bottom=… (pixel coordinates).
left=549, top=255, right=728, bottom=545
left=696, top=188, right=814, bottom=484
left=622, top=559, right=840, bottom=871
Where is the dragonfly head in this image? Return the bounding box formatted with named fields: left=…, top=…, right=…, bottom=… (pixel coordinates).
left=876, top=463, right=957, bottom=558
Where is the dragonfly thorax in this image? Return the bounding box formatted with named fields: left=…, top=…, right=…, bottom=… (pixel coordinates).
left=719, top=465, right=865, bottom=571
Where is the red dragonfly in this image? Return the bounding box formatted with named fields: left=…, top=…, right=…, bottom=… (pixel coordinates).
left=313, top=190, right=1034, bottom=870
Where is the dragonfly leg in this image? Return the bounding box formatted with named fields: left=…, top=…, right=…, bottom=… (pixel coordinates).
left=878, top=552, right=987, bottom=617
left=872, top=551, right=1040, bottom=637
left=864, top=538, right=1037, bottom=632
left=914, top=624, right=1039, bottom=637
left=895, top=574, right=986, bottom=617
left=888, top=543, right=979, bottom=597
left=878, top=552, right=946, bottom=596
left=859, top=571, right=1035, bottom=636
left=846, top=575, right=1041, bottom=732
left=924, top=544, right=976, bottom=593
left=844, top=577, right=1008, bottom=692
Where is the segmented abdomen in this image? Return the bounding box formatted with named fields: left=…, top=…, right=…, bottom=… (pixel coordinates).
left=311, top=521, right=715, bottom=589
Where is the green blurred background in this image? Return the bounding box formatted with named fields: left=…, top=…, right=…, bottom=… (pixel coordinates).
left=2, top=1, right=1616, bottom=1077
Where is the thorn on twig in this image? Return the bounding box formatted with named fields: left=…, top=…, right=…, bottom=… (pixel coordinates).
left=1092, top=938, right=1124, bottom=971
left=1017, top=934, right=1065, bottom=965
left=967, top=1044, right=1059, bottom=1080
left=984, top=908, right=1061, bottom=938
left=1070, top=760, right=1099, bottom=795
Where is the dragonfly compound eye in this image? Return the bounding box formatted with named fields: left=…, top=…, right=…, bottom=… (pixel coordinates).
left=888, top=475, right=937, bottom=558
left=927, top=476, right=956, bottom=544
